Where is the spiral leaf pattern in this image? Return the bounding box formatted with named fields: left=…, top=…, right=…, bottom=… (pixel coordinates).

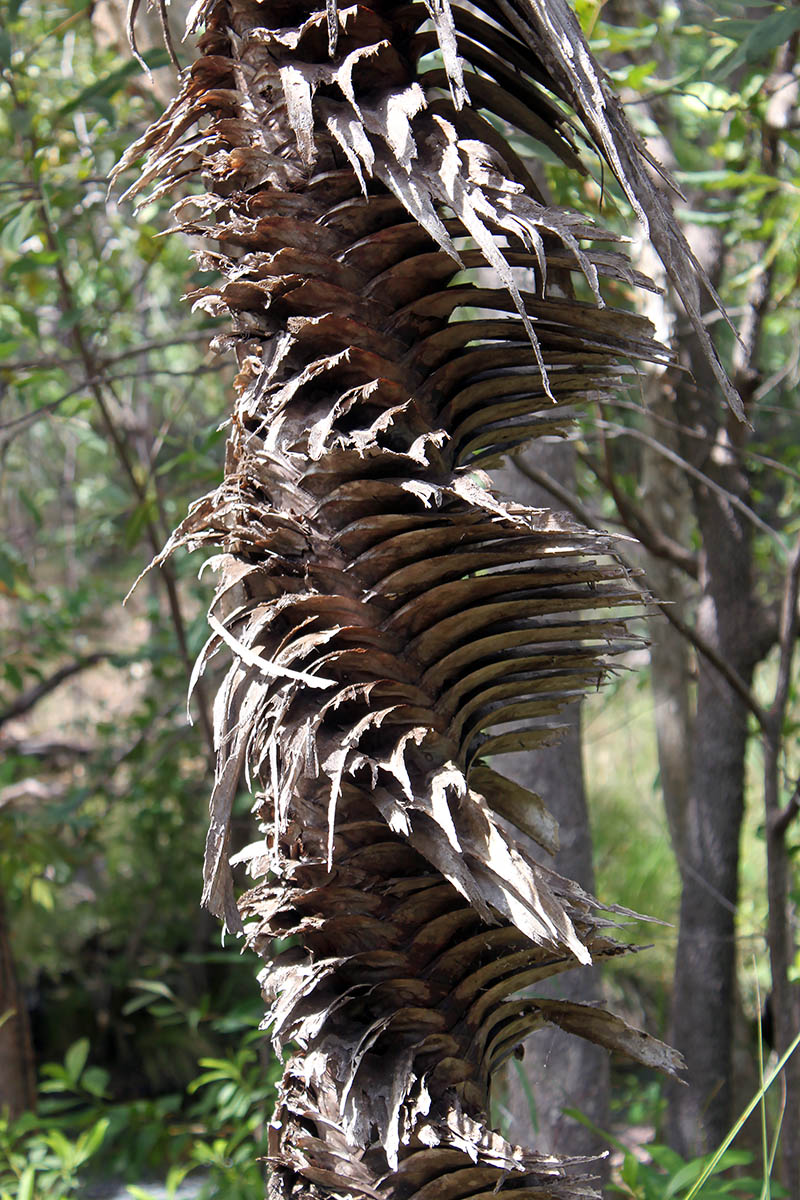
left=116, top=1, right=701, bottom=1195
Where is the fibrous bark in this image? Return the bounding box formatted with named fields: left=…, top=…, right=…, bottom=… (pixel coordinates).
left=115, top=1, right=730, bottom=1194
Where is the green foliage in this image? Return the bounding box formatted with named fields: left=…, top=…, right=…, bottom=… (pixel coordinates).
left=1, top=1006, right=279, bottom=1199
left=609, top=1145, right=772, bottom=1200
left=564, top=1102, right=787, bottom=1199
left=0, top=0, right=239, bottom=1104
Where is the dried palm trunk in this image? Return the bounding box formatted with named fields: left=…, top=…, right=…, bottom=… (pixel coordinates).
left=116, top=1, right=725, bottom=1195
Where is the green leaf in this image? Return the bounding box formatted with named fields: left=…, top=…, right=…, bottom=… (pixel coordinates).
left=125, top=495, right=157, bottom=549
left=0, top=29, right=12, bottom=68
left=44, top=1127, right=76, bottom=1162
left=5, top=249, right=60, bottom=281
left=665, top=1157, right=706, bottom=1196
left=81, top=1065, right=110, bottom=1097
left=714, top=7, right=800, bottom=77
left=129, top=978, right=178, bottom=1000
left=685, top=1031, right=800, bottom=1199
left=0, top=201, right=37, bottom=254
left=40, top=1062, right=70, bottom=1081
left=121, top=992, right=160, bottom=1016
left=77, top=1117, right=110, bottom=1160
left=165, top=1164, right=194, bottom=1196
left=3, top=662, right=23, bottom=689
left=187, top=1068, right=231, bottom=1093
left=197, top=1055, right=238, bottom=1071
left=16, top=1166, right=35, bottom=1200
left=64, top=1037, right=90, bottom=1085
left=30, top=878, right=54, bottom=911
left=0, top=548, right=17, bottom=593
left=620, top=1153, right=639, bottom=1188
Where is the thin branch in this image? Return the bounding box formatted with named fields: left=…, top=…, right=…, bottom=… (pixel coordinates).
left=0, top=379, right=93, bottom=443
left=0, top=779, right=65, bottom=810
left=509, top=453, right=610, bottom=528
left=653, top=598, right=767, bottom=730
left=599, top=396, right=800, bottom=488
left=592, top=417, right=787, bottom=555
left=24, top=167, right=217, bottom=762
left=0, top=653, right=108, bottom=728
left=0, top=735, right=95, bottom=759
left=1, top=329, right=215, bottom=374
left=770, top=781, right=800, bottom=841
left=587, top=422, right=699, bottom=578
left=0, top=364, right=225, bottom=446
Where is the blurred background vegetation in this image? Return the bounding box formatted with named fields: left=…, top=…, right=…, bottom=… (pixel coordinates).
left=1, top=0, right=799, bottom=1196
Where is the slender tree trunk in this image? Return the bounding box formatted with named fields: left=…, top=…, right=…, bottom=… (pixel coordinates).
left=0, top=887, right=36, bottom=1118
left=667, top=273, right=758, bottom=1151
left=667, top=616, right=751, bottom=1154
left=764, top=734, right=800, bottom=1195
left=762, top=529, right=800, bottom=1195
left=590, top=12, right=755, bottom=1154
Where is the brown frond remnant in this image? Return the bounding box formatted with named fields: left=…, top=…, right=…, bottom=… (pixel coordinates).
left=116, top=2, right=698, bottom=1196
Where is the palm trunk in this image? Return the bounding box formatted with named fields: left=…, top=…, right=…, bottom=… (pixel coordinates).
left=665, top=226, right=764, bottom=1156
left=118, top=1, right=737, bottom=1193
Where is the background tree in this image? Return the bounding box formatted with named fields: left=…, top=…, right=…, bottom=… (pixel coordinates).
left=544, top=4, right=800, bottom=1183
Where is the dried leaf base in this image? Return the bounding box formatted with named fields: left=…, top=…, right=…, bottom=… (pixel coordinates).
left=116, top=0, right=689, bottom=1194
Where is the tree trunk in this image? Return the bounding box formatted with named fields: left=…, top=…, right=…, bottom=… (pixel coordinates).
left=588, top=13, right=755, bottom=1156
left=667, top=277, right=758, bottom=1152
left=666, top=624, right=751, bottom=1155
left=0, top=886, right=36, bottom=1119
left=764, top=733, right=800, bottom=1196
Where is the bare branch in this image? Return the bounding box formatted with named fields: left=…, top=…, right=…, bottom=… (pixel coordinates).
left=592, top=417, right=787, bottom=555
left=0, top=779, right=65, bottom=811
left=0, top=364, right=225, bottom=447
left=15, top=162, right=217, bottom=763
left=1, top=329, right=215, bottom=374
left=770, top=780, right=800, bottom=841
left=0, top=653, right=108, bottom=729
left=510, top=453, right=610, bottom=530
left=0, top=735, right=95, bottom=759
left=585, top=429, right=699, bottom=578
